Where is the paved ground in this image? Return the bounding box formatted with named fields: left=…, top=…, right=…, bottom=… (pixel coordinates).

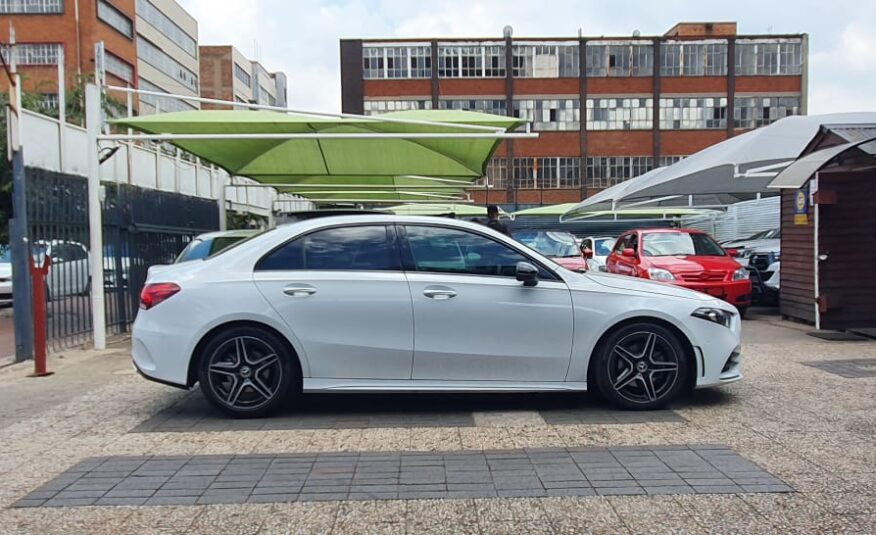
left=0, top=315, right=873, bottom=533
left=0, top=307, right=14, bottom=359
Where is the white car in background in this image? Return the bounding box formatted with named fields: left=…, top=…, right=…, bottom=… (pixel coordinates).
left=0, top=246, right=11, bottom=306
left=580, top=236, right=616, bottom=272
left=133, top=216, right=742, bottom=418
left=32, top=240, right=91, bottom=300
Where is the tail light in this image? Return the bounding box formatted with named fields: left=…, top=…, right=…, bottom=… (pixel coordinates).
left=140, top=282, right=181, bottom=310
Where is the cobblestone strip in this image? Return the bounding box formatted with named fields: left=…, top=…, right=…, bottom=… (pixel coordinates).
left=12, top=445, right=792, bottom=507
left=802, top=358, right=876, bottom=378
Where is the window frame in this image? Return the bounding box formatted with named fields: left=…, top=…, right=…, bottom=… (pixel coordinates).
left=254, top=224, right=403, bottom=273
left=398, top=223, right=562, bottom=282
left=96, top=0, right=133, bottom=39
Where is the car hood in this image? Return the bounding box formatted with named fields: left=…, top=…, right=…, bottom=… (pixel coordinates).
left=645, top=255, right=740, bottom=274
left=575, top=272, right=715, bottom=302
left=552, top=256, right=588, bottom=271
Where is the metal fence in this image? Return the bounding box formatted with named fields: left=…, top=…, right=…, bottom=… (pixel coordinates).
left=25, top=168, right=219, bottom=349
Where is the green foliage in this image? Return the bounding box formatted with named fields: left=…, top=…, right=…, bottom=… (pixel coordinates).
left=226, top=210, right=267, bottom=230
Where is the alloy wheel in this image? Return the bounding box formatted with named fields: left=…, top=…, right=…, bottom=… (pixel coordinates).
left=206, top=336, right=283, bottom=411
left=606, top=331, right=680, bottom=405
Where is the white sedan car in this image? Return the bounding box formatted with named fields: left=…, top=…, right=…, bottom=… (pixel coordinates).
left=133, top=216, right=742, bottom=418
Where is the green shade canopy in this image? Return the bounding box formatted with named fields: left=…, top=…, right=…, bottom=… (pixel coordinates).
left=384, top=203, right=509, bottom=216
left=565, top=208, right=720, bottom=220
left=112, top=110, right=522, bottom=202
left=512, top=203, right=580, bottom=217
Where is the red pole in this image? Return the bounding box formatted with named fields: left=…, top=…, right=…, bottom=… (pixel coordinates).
left=29, top=255, right=53, bottom=378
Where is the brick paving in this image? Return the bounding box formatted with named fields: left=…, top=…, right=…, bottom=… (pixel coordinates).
left=12, top=445, right=791, bottom=508
left=803, top=358, right=876, bottom=378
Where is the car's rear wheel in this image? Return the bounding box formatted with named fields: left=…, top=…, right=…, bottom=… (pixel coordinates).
left=593, top=322, right=690, bottom=410
left=197, top=326, right=295, bottom=418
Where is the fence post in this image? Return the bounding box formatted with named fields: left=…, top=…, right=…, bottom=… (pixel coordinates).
left=86, top=84, right=106, bottom=350
left=218, top=172, right=227, bottom=231
left=10, top=149, right=34, bottom=362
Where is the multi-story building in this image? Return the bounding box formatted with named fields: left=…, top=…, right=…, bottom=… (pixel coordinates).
left=199, top=45, right=287, bottom=109
left=134, top=0, right=199, bottom=114
left=0, top=0, right=138, bottom=112
left=340, top=22, right=808, bottom=207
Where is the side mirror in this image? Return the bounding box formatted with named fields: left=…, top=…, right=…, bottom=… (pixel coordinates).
left=516, top=261, right=539, bottom=287
left=621, top=248, right=636, bottom=258
left=581, top=248, right=593, bottom=259
left=725, top=248, right=739, bottom=257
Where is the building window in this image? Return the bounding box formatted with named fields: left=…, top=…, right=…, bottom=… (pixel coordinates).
left=438, top=45, right=505, bottom=78
left=137, top=36, right=198, bottom=92
left=734, top=96, right=800, bottom=129
left=512, top=44, right=578, bottom=78
left=659, top=97, right=727, bottom=129
left=138, top=78, right=197, bottom=112
left=37, top=92, right=58, bottom=111
left=735, top=39, right=803, bottom=75
left=105, top=52, right=134, bottom=84
left=513, top=98, right=580, bottom=131
left=0, top=43, right=61, bottom=65
left=512, top=157, right=581, bottom=188
left=483, top=157, right=508, bottom=188
left=97, top=0, right=133, bottom=38
left=363, top=45, right=432, bottom=79
left=363, top=99, right=433, bottom=115
left=233, top=63, right=251, bottom=86
left=136, top=0, right=197, bottom=58
left=0, top=0, right=63, bottom=13
left=439, top=99, right=506, bottom=116
left=586, top=42, right=653, bottom=77
left=661, top=42, right=727, bottom=76
left=586, top=98, right=653, bottom=130
left=385, top=47, right=407, bottom=78
left=586, top=156, right=654, bottom=188
left=363, top=47, right=384, bottom=79
left=410, top=46, right=431, bottom=78
left=658, top=155, right=685, bottom=167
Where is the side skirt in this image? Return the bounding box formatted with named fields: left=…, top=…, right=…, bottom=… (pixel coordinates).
left=302, top=379, right=588, bottom=393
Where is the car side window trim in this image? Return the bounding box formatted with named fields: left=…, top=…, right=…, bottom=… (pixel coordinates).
left=254, top=223, right=404, bottom=272
left=397, top=223, right=562, bottom=282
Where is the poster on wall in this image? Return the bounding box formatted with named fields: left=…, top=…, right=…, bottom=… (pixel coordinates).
left=793, top=183, right=809, bottom=225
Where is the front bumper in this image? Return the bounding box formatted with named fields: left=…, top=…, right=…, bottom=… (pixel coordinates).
left=674, top=279, right=752, bottom=308
left=690, top=311, right=743, bottom=388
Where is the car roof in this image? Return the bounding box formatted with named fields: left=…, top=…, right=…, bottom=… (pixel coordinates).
left=627, top=228, right=707, bottom=235
left=194, top=229, right=262, bottom=240
left=267, top=214, right=514, bottom=240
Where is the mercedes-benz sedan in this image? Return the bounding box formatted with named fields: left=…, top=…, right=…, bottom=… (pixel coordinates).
left=133, top=216, right=742, bottom=418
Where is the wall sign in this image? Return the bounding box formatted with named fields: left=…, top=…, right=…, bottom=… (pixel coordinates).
left=794, top=183, right=809, bottom=225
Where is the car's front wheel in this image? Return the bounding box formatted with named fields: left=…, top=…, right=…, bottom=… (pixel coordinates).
left=197, top=326, right=295, bottom=418
left=593, top=322, right=690, bottom=410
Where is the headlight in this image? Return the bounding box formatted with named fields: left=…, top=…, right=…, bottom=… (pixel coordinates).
left=739, top=249, right=752, bottom=258
left=692, top=307, right=734, bottom=328
left=647, top=268, right=675, bottom=281
left=732, top=267, right=749, bottom=281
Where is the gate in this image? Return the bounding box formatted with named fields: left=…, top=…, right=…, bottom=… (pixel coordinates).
left=25, top=168, right=219, bottom=349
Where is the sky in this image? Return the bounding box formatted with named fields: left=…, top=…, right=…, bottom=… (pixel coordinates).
left=178, top=0, right=876, bottom=115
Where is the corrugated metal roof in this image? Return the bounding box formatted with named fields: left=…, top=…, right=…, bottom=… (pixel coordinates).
left=822, top=125, right=876, bottom=155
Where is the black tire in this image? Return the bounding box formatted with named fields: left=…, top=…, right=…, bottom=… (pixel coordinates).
left=197, top=325, right=297, bottom=418
left=737, top=306, right=748, bottom=319
left=593, top=322, right=690, bottom=410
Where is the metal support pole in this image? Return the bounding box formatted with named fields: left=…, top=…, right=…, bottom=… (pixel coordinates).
left=10, top=150, right=33, bottom=362
left=57, top=48, right=66, bottom=173
left=86, top=84, right=106, bottom=350
left=29, top=255, right=53, bottom=377
left=218, top=171, right=227, bottom=230
left=126, top=85, right=133, bottom=185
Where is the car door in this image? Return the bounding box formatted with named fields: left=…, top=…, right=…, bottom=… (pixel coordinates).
left=68, top=242, right=90, bottom=295
left=253, top=224, right=414, bottom=380
left=402, top=224, right=574, bottom=382
left=607, top=234, right=638, bottom=277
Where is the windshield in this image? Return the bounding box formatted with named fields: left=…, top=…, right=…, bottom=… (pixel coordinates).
left=513, top=231, right=580, bottom=258
left=642, top=232, right=726, bottom=257
left=593, top=238, right=615, bottom=256
left=0, top=246, right=10, bottom=263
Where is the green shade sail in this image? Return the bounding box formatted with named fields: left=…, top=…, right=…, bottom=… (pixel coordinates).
left=384, top=203, right=510, bottom=216
left=112, top=110, right=521, bottom=202
left=564, top=208, right=720, bottom=220
left=512, top=203, right=580, bottom=217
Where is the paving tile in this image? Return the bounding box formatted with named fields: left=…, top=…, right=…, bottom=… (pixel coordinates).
left=12, top=445, right=791, bottom=508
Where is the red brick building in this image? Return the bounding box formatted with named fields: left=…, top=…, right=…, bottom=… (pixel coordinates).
left=1, top=0, right=137, bottom=110
left=340, top=22, right=808, bottom=208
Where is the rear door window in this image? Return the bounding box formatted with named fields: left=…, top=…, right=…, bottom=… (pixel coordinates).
left=257, top=225, right=401, bottom=271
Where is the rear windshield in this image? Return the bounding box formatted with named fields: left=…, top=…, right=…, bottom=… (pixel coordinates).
left=642, top=232, right=726, bottom=257
left=593, top=238, right=614, bottom=256
left=175, top=232, right=263, bottom=263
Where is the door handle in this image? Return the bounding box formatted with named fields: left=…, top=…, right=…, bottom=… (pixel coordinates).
left=283, top=284, right=317, bottom=297
left=423, top=287, right=457, bottom=300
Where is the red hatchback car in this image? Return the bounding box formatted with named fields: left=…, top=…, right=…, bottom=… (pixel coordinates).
left=605, top=228, right=752, bottom=314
